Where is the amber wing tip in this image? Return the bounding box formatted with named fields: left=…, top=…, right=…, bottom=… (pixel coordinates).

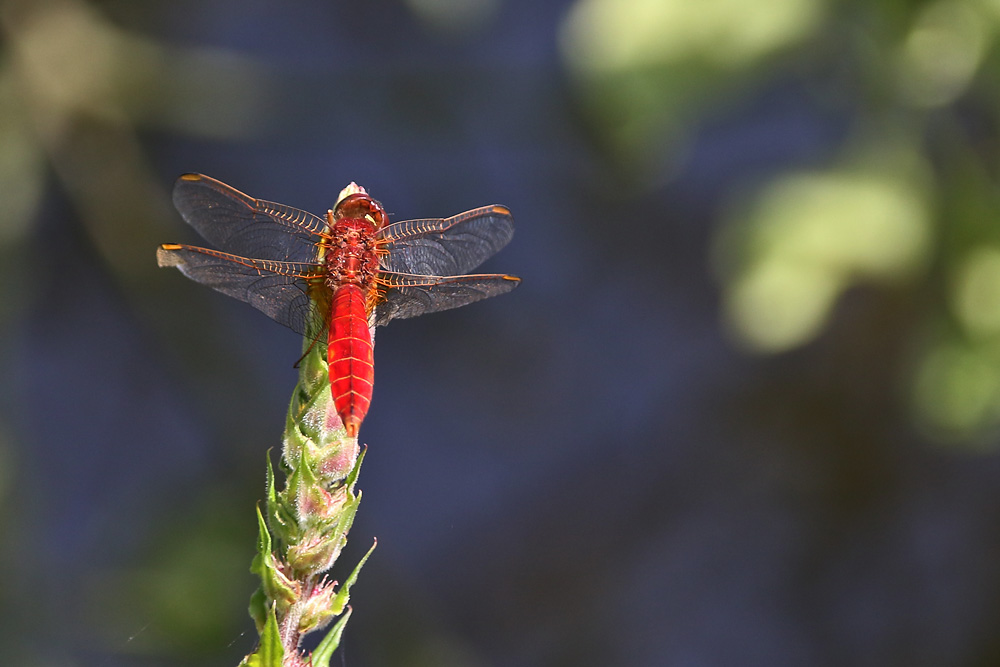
left=157, top=245, right=184, bottom=267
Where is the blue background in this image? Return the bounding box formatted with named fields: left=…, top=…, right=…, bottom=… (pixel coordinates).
left=3, top=0, right=1000, bottom=665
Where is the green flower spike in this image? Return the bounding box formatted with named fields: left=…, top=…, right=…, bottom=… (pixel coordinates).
left=243, top=336, right=374, bottom=667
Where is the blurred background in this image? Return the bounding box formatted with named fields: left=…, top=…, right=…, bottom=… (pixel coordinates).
left=3, top=0, right=1000, bottom=664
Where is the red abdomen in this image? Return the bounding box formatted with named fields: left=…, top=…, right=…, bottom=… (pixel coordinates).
left=328, top=284, right=374, bottom=437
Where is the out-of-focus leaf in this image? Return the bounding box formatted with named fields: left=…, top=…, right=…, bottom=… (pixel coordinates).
left=716, top=146, right=932, bottom=351
left=559, top=0, right=825, bottom=175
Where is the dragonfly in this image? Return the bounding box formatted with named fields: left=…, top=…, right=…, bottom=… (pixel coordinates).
left=158, top=173, right=519, bottom=437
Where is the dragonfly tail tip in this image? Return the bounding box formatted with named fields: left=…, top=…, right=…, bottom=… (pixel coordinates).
left=344, top=417, right=361, bottom=438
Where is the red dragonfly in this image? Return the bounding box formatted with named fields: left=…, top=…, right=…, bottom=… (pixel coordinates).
left=158, top=173, right=519, bottom=437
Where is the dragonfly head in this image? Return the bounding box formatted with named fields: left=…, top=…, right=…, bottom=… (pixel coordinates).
left=333, top=193, right=388, bottom=229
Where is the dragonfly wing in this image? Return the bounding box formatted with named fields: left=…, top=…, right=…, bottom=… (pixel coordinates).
left=377, top=205, right=514, bottom=276
left=158, top=244, right=324, bottom=337
left=172, top=173, right=327, bottom=263
left=372, top=271, right=520, bottom=327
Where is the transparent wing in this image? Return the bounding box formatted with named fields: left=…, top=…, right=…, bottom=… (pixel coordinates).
left=372, top=271, right=520, bottom=327
left=157, top=244, right=325, bottom=336
left=376, top=205, right=514, bottom=276
left=172, top=173, right=327, bottom=263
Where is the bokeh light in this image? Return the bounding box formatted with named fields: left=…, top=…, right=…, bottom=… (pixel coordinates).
left=560, top=0, right=824, bottom=175
left=717, top=149, right=932, bottom=351
left=898, top=0, right=991, bottom=107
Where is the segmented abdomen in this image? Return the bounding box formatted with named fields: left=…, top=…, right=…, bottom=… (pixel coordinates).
left=328, top=284, right=374, bottom=437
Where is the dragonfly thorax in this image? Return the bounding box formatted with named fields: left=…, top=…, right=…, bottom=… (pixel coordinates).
left=325, top=217, right=380, bottom=287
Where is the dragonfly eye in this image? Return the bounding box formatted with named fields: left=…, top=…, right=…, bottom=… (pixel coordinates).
left=333, top=193, right=385, bottom=224
left=335, top=192, right=387, bottom=228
